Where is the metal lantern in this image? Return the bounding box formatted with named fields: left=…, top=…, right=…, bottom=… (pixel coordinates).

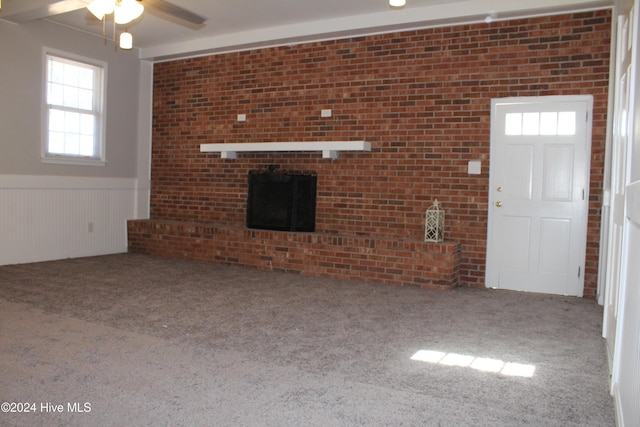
left=424, top=199, right=445, bottom=243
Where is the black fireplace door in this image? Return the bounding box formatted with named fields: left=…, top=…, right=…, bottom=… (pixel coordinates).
left=247, top=171, right=316, bottom=232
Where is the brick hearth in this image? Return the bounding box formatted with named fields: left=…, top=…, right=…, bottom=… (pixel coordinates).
left=128, top=219, right=461, bottom=290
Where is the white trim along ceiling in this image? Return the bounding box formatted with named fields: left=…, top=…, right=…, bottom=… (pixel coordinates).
left=0, top=0, right=614, bottom=61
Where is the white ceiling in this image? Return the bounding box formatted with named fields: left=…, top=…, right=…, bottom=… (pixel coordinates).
left=0, top=0, right=613, bottom=61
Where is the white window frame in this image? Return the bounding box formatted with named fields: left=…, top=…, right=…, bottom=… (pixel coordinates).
left=42, top=48, right=107, bottom=166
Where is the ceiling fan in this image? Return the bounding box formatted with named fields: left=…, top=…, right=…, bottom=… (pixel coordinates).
left=86, top=0, right=206, bottom=49
left=87, top=0, right=205, bottom=26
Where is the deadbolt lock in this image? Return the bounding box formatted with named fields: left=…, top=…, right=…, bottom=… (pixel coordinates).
left=497, top=186, right=503, bottom=192
left=495, top=201, right=503, bottom=207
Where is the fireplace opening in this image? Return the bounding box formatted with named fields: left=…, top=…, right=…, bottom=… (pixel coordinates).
left=246, top=167, right=317, bottom=232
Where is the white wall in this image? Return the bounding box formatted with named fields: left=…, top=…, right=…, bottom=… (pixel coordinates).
left=0, top=19, right=151, bottom=265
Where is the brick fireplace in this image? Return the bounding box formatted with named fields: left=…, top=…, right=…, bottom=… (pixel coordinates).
left=128, top=10, right=611, bottom=295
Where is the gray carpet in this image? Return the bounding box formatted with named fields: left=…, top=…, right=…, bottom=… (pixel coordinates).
left=0, top=254, right=615, bottom=426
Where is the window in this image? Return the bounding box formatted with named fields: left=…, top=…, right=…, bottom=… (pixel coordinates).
left=504, top=111, right=576, bottom=136
left=43, top=50, right=106, bottom=165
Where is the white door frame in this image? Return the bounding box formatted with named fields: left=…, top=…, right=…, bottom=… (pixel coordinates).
left=486, top=95, right=593, bottom=296
left=603, top=8, right=634, bottom=374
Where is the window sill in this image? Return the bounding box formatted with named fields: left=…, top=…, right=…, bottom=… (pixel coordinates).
left=41, top=156, right=107, bottom=167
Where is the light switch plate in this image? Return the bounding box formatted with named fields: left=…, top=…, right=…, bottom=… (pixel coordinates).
left=468, top=160, right=482, bottom=175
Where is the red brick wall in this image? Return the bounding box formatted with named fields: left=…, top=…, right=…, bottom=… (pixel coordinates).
left=149, top=11, right=611, bottom=297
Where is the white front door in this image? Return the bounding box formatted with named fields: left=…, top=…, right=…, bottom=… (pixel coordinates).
left=486, top=96, right=593, bottom=296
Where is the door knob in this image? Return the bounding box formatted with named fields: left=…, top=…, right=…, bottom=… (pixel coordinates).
left=497, top=186, right=503, bottom=192
left=495, top=201, right=503, bottom=207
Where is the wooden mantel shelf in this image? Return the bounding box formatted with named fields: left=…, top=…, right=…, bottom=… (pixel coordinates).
left=200, top=141, right=371, bottom=160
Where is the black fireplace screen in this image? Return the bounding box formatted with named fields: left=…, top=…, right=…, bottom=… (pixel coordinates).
left=246, top=168, right=317, bottom=232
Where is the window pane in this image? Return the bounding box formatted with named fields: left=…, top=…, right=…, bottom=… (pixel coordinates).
left=49, top=109, right=65, bottom=132
left=64, top=111, right=80, bottom=134
left=63, top=63, right=79, bottom=86
left=522, top=112, right=540, bottom=135
left=63, top=86, right=79, bottom=108
left=558, top=112, right=576, bottom=135
left=80, top=114, right=95, bottom=135
left=78, top=68, right=94, bottom=89
left=79, top=88, right=93, bottom=110
left=540, top=112, right=558, bottom=135
left=505, top=113, right=522, bottom=135
left=49, top=131, right=65, bottom=154
left=48, top=83, right=64, bottom=106
left=48, top=60, right=64, bottom=84
left=79, top=135, right=95, bottom=156
left=65, top=133, right=80, bottom=155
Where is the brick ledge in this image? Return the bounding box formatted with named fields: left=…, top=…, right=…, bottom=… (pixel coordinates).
left=128, top=219, right=461, bottom=290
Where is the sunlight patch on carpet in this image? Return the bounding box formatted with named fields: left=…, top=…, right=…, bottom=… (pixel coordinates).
left=411, top=350, right=536, bottom=378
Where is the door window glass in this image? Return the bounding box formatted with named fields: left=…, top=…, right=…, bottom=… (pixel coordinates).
left=505, top=111, right=576, bottom=136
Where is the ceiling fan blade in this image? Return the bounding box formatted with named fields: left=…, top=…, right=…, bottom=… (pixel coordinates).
left=142, top=0, right=206, bottom=25
left=0, top=0, right=89, bottom=24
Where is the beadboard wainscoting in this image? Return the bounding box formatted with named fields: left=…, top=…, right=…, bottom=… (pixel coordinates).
left=0, top=175, right=146, bottom=266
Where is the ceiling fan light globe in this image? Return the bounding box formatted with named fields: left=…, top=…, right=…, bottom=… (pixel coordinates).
left=119, top=31, right=133, bottom=49
left=87, top=0, right=114, bottom=20
left=389, top=0, right=406, bottom=7
left=114, top=0, right=144, bottom=25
